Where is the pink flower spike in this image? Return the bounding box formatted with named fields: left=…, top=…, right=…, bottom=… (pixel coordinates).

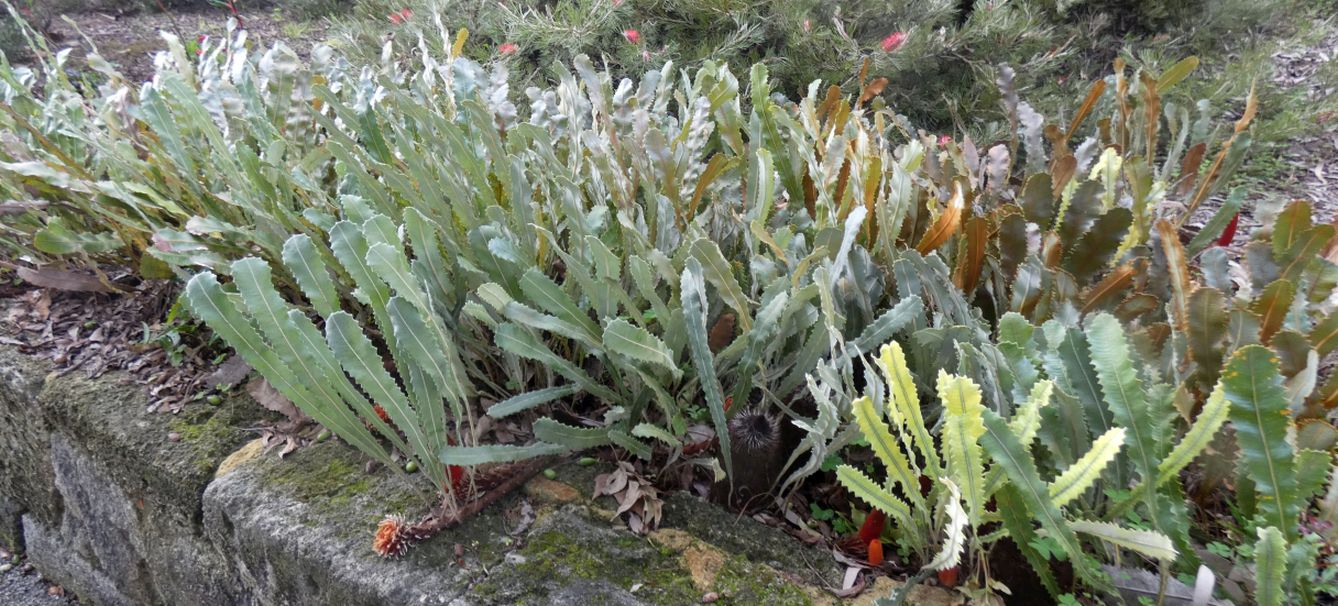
left=499, top=42, right=519, bottom=55
left=623, top=29, right=641, bottom=44
left=881, top=31, right=907, bottom=53
left=938, top=134, right=952, bottom=146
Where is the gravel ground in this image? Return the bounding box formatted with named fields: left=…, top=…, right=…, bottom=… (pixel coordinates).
left=0, top=559, right=79, bottom=606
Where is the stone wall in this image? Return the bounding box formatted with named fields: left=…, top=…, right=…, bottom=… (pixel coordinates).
left=0, top=346, right=957, bottom=605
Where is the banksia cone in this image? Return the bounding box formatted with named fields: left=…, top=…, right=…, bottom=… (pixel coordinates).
left=372, top=514, right=433, bottom=558
left=722, top=408, right=782, bottom=509
left=372, top=515, right=412, bottom=558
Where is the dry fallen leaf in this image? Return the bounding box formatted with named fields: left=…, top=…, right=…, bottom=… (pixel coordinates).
left=247, top=377, right=310, bottom=425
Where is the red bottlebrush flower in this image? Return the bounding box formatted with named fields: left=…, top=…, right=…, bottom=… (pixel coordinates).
left=937, top=566, right=960, bottom=587
left=881, top=31, right=907, bottom=53
left=389, top=8, right=412, bottom=24
left=613, top=0, right=623, bottom=6
left=499, top=42, right=519, bottom=55
left=372, top=515, right=411, bottom=558
left=937, top=134, right=952, bottom=146
left=867, top=539, right=884, bottom=566
left=373, top=404, right=391, bottom=424
left=623, top=29, right=641, bottom=44
left=1217, top=212, right=1240, bottom=247
left=858, top=509, right=886, bottom=544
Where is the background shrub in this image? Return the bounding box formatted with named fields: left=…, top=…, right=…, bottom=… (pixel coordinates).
left=328, top=0, right=1302, bottom=131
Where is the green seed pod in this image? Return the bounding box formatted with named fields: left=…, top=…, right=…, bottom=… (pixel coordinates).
left=578, top=457, right=597, bottom=466
left=316, top=429, right=332, bottom=442
left=206, top=395, right=223, bottom=405
left=543, top=468, right=557, bottom=479
left=405, top=461, right=419, bottom=473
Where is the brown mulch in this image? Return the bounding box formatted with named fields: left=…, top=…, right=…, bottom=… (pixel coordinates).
left=0, top=272, right=224, bottom=413
left=43, top=5, right=331, bottom=83
left=1269, top=25, right=1338, bottom=221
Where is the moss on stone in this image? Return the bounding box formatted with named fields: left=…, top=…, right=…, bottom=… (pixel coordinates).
left=472, top=523, right=701, bottom=604
left=710, top=553, right=812, bottom=605
left=168, top=398, right=255, bottom=476
left=254, top=440, right=434, bottom=540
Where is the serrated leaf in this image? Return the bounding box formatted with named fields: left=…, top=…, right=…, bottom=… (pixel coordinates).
left=691, top=239, right=753, bottom=332
left=1084, top=312, right=1166, bottom=530
left=916, top=182, right=964, bottom=254
left=1254, top=526, right=1287, bottom=606
left=1308, top=312, right=1338, bottom=357
left=1050, top=427, right=1125, bottom=508
left=603, top=318, right=680, bottom=378
left=995, top=484, right=1062, bottom=597
left=979, top=410, right=1104, bottom=588
left=878, top=342, right=940, bottom=476
left=1158, top=384, right=1229, bottom=485
left=281, top=234, right=340, bottom=317
left=441, top=443, right=568, bottom=466
left=836, top=464, right=912, bottom=527
left=1187, top=287, right=1230, bottom=392
left=608, top=430, right=653, bottom=460
left=1157, top=220, right=1192, bottom=332
left=682, top=258, right=733, bottom=480
left=923, top=478, right=968, bottom=572
left=1186, top=188, right=1245, bottom=255
left=488, top=384, right=580, bottom=419
left=185, top=273, right=393, bottom=466
left=494, top=323, right=619, bottom=403
left=1156, top=56, right=1199, bottom=91
left=533, top=418, right=611, bottom=449
left=848, top=296, right=923, bottom=355
left=853, top=396, right=924, bottom=509
left=631, top=422, right=682, bottom=448
left=1069, top=519, right=1176, bottom=561
left=1066, top=208, right=1132, bottom=283
left=326, top=311, right=437, bottom=480
left=1224, top=346, right=1299, bottom=541
left=1273, top=201, right=1311, bottom=259
left=938, top=371, right=986, bottom=523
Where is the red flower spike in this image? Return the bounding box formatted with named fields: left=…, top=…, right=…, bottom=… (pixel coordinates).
left=1217, top=212, right=1240, bottom=247
left=858, top=509, right=886, bottom=544
left=499, top=42, right=519, bottom=55
left=623, top=29, right=641, bottom=44
left=445, top=435, right=466, bottom=491
left=881, top=32, right=907, bottom=53
left=868, top=539, right=884, bottom=566
left=937, top=566, right=959, bottom=588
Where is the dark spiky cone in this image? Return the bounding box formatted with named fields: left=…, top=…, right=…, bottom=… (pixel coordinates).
left=719, top=408, right=782, bottom=511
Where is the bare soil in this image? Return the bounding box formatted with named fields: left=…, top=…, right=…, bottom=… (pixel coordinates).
left=44, top=4, right=330, bottom=83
